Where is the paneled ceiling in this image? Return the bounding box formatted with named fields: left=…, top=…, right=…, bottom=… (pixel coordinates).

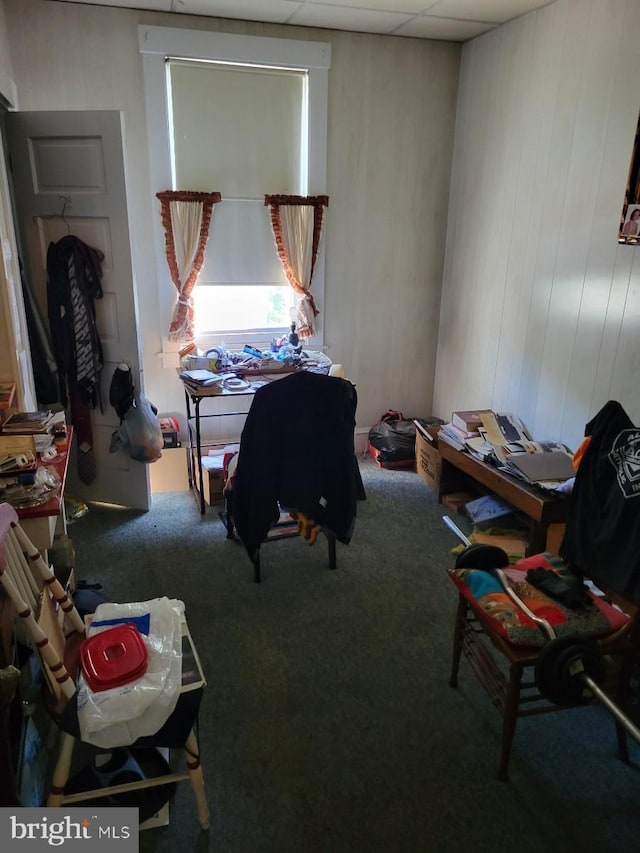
left=50, top=0, right=554, bottom=42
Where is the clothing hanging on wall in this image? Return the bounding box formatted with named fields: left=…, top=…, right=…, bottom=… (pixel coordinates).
left=46, top=235, right=105, bottom=485
left=560, top=400, right=640, bottom=603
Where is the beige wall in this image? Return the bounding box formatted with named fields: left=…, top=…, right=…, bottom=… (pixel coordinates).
left=0, top=0, right=14, bottom=107
left=0, top=0, right=14, bottom=383
left=1, top=0, right=460, bottom=439
left=435, top=0, right=640, bottom=450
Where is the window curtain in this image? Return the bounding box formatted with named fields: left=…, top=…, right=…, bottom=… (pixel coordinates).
left=156, top=190, right=222, bottom=342
left=264, top=195, right=329, bottom=338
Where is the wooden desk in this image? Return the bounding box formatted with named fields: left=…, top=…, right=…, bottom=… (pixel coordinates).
left=438, top=441, right=568, bottom=555
left=15, top=427, right=72, bottom=555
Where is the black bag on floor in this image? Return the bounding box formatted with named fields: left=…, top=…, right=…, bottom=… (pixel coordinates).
left=368, top=411, right=443, bottom=466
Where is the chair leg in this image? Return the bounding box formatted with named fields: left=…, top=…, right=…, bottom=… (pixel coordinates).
left=449, top=595, right=467, bottom=688
left=185, top=728, right=210, bottom=830
left=498, top=662, right=523, bottom=782
left=47, top=730, right=76, bottom=807
left=253, top=551, right=261, bottom=583
left=224, top=493, right=235, bottom=540
left=327, top=534, right=337, bottom=570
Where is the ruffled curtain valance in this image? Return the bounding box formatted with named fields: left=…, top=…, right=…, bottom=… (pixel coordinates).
left=156, top=190, right=222, bottom=343
left=264, top=195, right=329, bottom=339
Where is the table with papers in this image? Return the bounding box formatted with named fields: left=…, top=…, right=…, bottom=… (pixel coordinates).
left=438, top=440, right=568, bottom=556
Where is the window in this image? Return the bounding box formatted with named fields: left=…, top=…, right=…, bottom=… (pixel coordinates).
left=167, top=59, right=304, bottom=338
left=140, top=26, right=331, bottom=350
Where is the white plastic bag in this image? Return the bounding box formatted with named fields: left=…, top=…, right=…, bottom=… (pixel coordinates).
left=109, top=391, right=163, bottom=463
left=76, top=597, right=184, bottom=748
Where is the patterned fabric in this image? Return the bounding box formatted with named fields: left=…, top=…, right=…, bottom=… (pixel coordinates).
left=68, top=255, right=101, bottom=407
left=47, top=236, right=104, bottom=407
left=156, top=190, right=221, bottom=343
left=47, top=236, right=105, bottom=486
left=264, top=195, right=329, bottom=338
left=448, top=552, right=628, bottom=647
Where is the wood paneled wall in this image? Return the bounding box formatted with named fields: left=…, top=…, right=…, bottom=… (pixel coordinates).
left=434, top=0, right=640, bottom=450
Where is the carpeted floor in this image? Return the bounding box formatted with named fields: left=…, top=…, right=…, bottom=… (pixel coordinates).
left=67, top=456, right=640, bottom=853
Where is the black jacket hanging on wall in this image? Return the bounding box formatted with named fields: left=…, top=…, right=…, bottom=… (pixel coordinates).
left=47, top=235, right=105, bottom=484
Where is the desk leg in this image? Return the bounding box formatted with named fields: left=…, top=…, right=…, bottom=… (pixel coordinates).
left=526, top=521, right=547, bottom=557
left=195, top=398, right=206, bottom=516
left=185, top=389, right=194, bottom=489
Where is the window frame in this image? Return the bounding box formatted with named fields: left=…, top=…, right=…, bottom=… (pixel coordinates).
left=139, top=25, right=331, bottom=354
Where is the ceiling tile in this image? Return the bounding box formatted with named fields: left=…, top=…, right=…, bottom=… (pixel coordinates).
left=394, top=14, right=496, bottom=39
left=176, top=0, right=302, bottom=24
left=425, top=0, right=550, bottom=24
left=44, top=0, right=553, bottom=42
left=307, top=0, right=439, bottom=12
left=56, top=0, right=172, bottom=9
left=291, top=3, right=413, bottom=33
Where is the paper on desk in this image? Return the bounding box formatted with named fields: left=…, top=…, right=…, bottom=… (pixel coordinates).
left=480, top=411, right=531, bottom=447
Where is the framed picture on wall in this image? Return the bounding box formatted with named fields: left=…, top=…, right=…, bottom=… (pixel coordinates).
left=621, top=204, right=640, bottom=241
left=619, top=109, right=640, bottom=244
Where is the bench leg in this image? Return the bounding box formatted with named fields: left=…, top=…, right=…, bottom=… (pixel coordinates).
left=498, top=663, right=523, bottom=782
left=449, top=595, right=467, bottom=688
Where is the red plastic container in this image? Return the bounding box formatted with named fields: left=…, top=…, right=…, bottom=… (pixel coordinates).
left=80, top=623, right=148, bottom=692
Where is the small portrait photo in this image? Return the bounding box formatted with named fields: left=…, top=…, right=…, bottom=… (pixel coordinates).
left=620, top=204, right=640, bottom=240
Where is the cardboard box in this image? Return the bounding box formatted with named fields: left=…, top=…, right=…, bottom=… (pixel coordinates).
left=441, top=490, right=478, bottom=514
left=202, top=455, right=225, bottom=505
left=206, top=469, right=225, bottom=505
left=415, top=429, right=441, bottom=493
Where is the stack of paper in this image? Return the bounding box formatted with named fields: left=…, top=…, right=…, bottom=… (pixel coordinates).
left=2, top=410, right=54, bottom=434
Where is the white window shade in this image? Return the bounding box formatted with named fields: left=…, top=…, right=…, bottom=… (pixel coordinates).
left=197, top=200, right=285, bottom=284
left=168, top=60, right=305, bottom=334
left=169, top=61, right=304, bottom=197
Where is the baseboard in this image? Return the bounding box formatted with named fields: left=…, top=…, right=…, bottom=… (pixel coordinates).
left=354, top=427, right=369, bottom=455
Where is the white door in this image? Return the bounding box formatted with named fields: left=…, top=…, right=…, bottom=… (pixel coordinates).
left=0, top=124, right=36, bottom=412
left=6, top=110, right=149, bottom=509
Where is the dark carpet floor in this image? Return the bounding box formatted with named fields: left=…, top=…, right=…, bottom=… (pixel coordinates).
left=66, top=456, right=640, bottom=853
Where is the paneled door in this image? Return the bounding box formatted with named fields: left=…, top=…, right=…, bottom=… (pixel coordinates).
left=6, top=110, right=149, bottom=509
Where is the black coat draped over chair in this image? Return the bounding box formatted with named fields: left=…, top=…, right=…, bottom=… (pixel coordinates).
left=231, top=371, right=364, bottom=579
